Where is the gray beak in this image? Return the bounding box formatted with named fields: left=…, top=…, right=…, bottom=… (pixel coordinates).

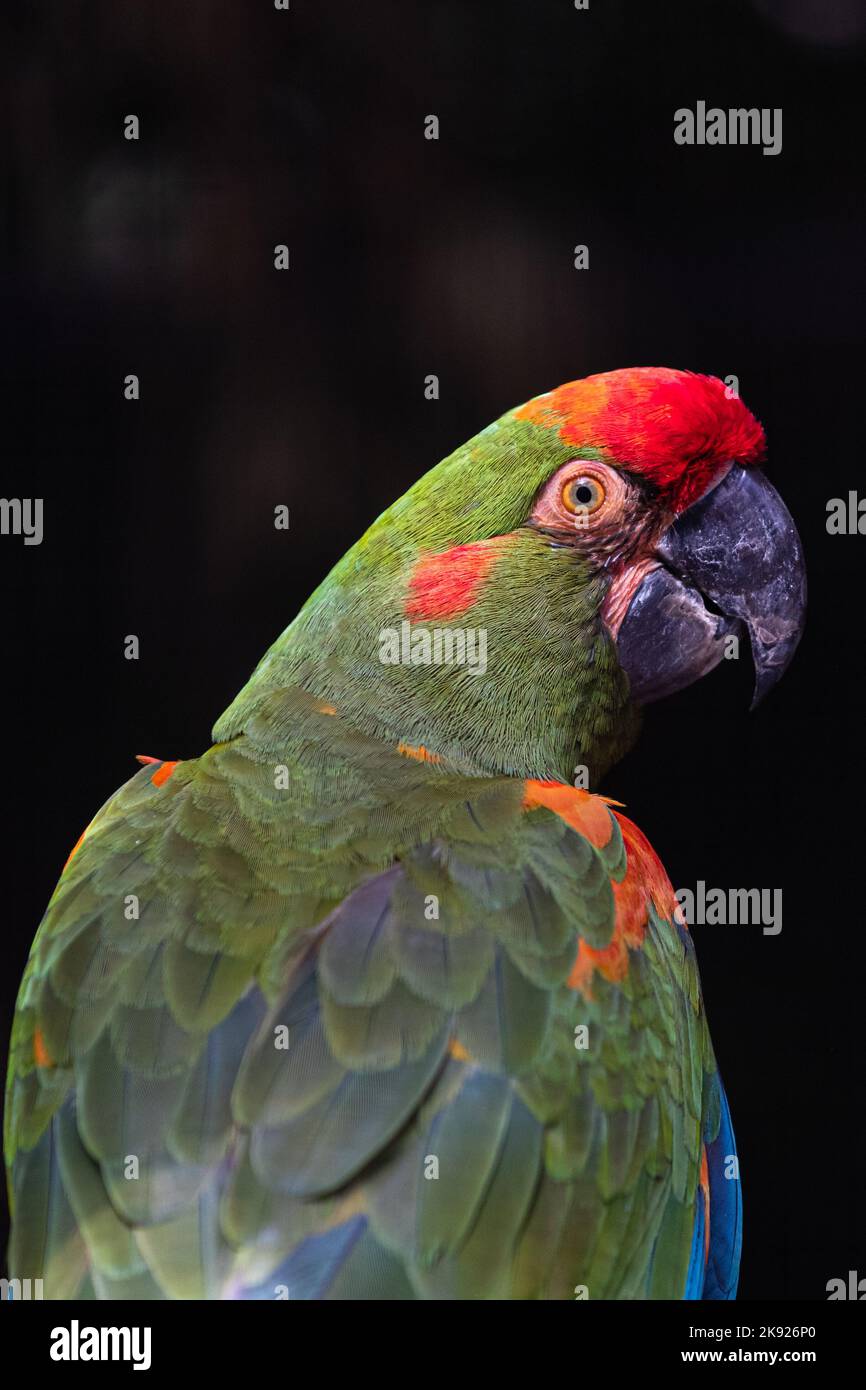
left=617, top=465, right=806, bottom=708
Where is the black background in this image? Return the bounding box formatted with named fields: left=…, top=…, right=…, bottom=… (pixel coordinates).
left=1, top=0, right=864, bottom=1300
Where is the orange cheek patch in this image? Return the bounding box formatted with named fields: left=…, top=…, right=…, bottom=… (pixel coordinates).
left=405, top=541, right=502, bottom=620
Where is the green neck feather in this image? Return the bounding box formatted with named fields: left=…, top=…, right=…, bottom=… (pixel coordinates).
left=214, top=415, right=639, bottom=784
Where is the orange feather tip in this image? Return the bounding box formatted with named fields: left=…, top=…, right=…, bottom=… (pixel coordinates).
left=523, top=781, right=679, bottom=995
left=62, top=828, right=88, bottom=872
left=397, top=741, right=442, bottom=764
left=522, top=779, right=616, bottom=849
left=33, top=1027, right=53, bottom=1069
left=151, top=760, right=179, bottom=787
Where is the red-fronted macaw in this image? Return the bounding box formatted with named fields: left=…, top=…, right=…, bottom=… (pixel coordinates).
left=5, top=367, right=805, bottom=1299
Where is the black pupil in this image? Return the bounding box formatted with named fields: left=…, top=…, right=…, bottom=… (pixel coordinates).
left=574, top=483, right=594, bottom=505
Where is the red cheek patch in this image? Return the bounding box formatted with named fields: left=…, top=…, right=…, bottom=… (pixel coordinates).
left=405, top=540, right=503, bottom=620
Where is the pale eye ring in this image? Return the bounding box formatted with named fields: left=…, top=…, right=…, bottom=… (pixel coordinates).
left=561, top=474, right=606, bottom=515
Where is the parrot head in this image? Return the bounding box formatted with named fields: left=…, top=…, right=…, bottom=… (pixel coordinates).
left=218, top=367, right=806, bottom=784
left=511, top=369, right=806, bottom=710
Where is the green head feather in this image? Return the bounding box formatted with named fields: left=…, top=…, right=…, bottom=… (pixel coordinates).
left=215, top=399, right=639, bottom=783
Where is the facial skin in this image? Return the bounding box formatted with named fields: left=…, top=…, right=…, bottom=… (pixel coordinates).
left=527, top=453, right=805, bottom=710
left=527, top=458, right=673, bottom=641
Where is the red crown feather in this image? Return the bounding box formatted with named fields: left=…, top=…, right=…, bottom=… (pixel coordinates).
left=516, top=367, right=766, bottom=512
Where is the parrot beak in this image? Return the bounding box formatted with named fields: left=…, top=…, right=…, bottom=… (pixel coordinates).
left=616, top=465, right=806, bottom=708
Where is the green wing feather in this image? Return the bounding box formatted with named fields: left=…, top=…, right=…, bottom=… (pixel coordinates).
left=5, top=692, right=717, bottom=1299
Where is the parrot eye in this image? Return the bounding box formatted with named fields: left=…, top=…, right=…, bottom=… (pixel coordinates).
left=562, top=475, right=606, bottom=516
left=530, top=459, right=627, bottom=536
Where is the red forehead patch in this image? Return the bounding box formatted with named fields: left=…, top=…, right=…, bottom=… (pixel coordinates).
left=515, top=367, right=765, bottom=512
